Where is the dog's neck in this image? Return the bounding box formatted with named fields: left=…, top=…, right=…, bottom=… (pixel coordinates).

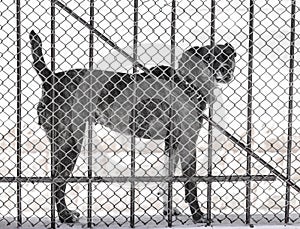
left=174, top=73, right=212, bottom=115
left=176, top=66, right=216, bottom=105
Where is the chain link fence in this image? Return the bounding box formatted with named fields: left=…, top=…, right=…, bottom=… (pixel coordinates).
left=1, top=0, right=299, bottom=228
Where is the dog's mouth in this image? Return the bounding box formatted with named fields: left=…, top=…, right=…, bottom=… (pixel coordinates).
left=215, top=66, right=234, bottom=84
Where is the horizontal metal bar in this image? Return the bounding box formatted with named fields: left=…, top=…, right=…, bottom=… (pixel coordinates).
left=0, top=175, right=275, bottom=183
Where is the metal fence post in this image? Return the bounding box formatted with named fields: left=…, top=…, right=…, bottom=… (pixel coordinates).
left=246, top=0, right=255, bottom=224
left=130, top=1, right=139, bottom=227
left=167, top=1, right=177, bottom=227
left=87, top=0, right=95, bottom=227
left=285, top=0, right=296, bottom=224
left=207, top=0, right=216, bottom=224
left=50, top=1, right=56, bottom=228
left=16, top=0, right=22, bottom=226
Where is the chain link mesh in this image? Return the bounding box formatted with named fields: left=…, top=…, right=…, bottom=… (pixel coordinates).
left=0, top=0, right=299, bottom=227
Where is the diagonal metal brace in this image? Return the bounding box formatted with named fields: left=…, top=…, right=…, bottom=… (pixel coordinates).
left=54, top=0, right=300, bottom=193
left=204, top=115, right=300, bottom=193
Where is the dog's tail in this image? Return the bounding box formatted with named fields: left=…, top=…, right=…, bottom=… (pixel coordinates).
left=29, top=30, right=52, bottom=82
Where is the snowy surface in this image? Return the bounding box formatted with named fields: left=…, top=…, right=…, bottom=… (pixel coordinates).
left=4, top=224, right=300, bottom=229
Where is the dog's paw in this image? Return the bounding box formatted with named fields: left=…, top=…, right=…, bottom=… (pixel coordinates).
left=163, top=207, right=181, bottom=216
left=192, top=213, right=209, bottom=224
left=59, top=209, right=80, bottom=223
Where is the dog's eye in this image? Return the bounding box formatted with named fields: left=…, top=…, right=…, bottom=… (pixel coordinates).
left=37, top=103, right=45, bottom=111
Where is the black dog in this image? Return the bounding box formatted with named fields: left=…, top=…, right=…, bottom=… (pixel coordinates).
left=30, top=30, right=236, bottom=223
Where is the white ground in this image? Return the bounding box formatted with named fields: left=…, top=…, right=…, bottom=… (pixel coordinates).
left=10, top=224, right=300, bottom=229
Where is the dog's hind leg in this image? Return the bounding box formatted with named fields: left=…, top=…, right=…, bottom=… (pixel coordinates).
left=159, top=139, right=181, bottom=216
left=179, top=136, right=205, bottom=223
left=52, top=125, right=81, bottom=223
left=158, top=118, right=182, bottom=216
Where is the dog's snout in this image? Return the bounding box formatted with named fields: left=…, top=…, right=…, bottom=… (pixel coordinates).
left=185, top=75, right=194, bottom=83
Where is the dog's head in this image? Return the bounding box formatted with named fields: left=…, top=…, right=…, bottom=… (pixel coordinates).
left=177, top=43, right=236, bottom=91
left=209, top=43, right=236, bottom=83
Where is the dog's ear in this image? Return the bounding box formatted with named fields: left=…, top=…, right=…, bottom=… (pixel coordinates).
left=181, top=46, right=212, bottom=64
left=193, top=46, right=211, bottom=63
left=224, top=43, right=236, bottom=58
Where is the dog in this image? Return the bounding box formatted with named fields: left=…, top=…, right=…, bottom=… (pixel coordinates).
left=29, top=30, right=236, bottom=223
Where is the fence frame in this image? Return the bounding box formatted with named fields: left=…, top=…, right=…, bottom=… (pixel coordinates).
left=1, top=0, right=298, bottom=228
